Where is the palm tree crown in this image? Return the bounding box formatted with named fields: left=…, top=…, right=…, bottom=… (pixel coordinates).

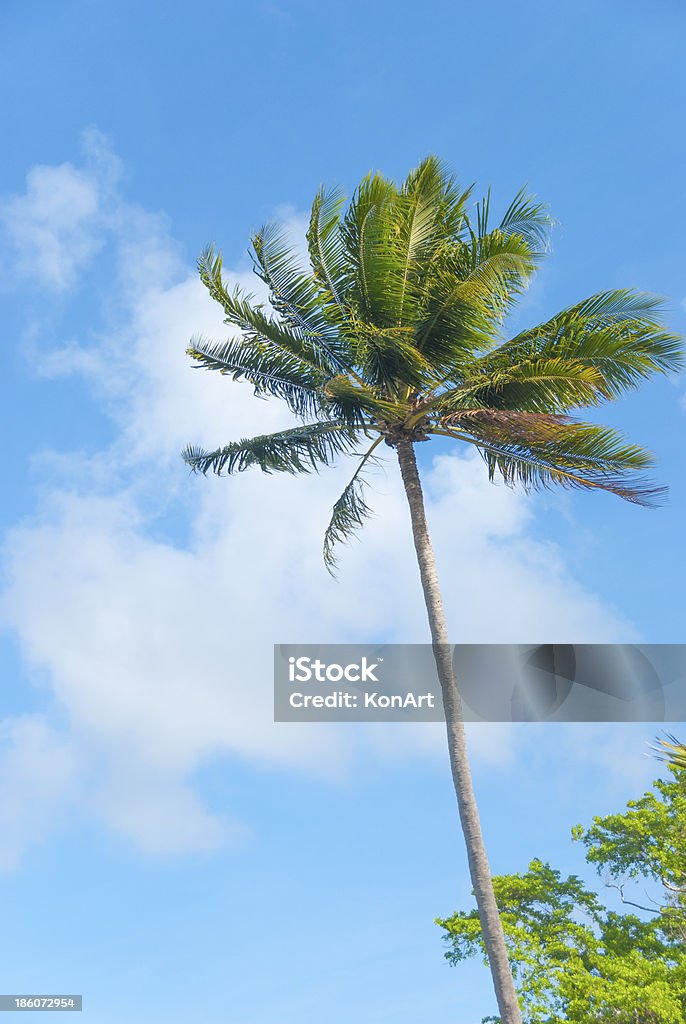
left=184, top=156, right=683, bottom=569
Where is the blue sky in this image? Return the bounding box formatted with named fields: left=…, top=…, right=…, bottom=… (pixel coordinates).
left=0, top=2, right=684, bottom=1022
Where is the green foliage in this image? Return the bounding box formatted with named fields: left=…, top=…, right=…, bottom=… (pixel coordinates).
left=322, top=436, right=384, bottom=572
left=184, top=421, right=365, bottom=476
left=576, top=767, right=686, bottom=943
left=655, top=735, right=686, bottom=773
left=185, top=156, right=683, bottom=569
left=437, top=766, right=686, bottom=1023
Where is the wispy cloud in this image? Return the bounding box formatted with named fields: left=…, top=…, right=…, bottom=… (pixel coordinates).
left=0, top=128, right=121, bottom=291
left=0, top=716, right=78, bottom=870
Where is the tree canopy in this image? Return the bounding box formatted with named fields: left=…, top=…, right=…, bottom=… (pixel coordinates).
left=183, top=156, right=683, bottom=571
left=437, top=765, right=686, bottom=1023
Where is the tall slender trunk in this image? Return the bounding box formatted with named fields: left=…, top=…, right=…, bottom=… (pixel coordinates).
left=396, top=438, right=523, bottom=1024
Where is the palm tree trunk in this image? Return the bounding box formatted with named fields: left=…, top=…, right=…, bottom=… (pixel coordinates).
left=395, top=438, right=523, bottom=1024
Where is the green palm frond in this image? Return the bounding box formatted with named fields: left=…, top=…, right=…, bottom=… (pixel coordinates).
left=183, top=420, right=367, bottom=476
left=341, top=171, right=400, bottom=326
left=394, top=163, right=446, bottom=326
left=416, top=231, right=536, bottom=363
left=251, top=222, right=352, bottom=367
left=198, top=246, right=342, bottom=375
left=654, top=735, right=686, bottom=771
left=391, top=157, right=471, bottom=328
left=434, top=358, right=607, bottom=414
left=322, top=374, right=405, bottom=422
left=459, top=228, right=537, bottom=321
left=351, top=321, right=436, bottom=393
left=568, top=289, right=667, bottom=323
left=438, top=414, right=663, bottom=506
left=323, top=436, right=384, bottom=572
left=187, top=335, right=328, bottom=419
left=498, top=186, right=552, bottom=259
left=307, top=185, right=351, bottom=315
left=474, top=187, right=491, bottom=239
left=483, top=290, right=684, bottom=398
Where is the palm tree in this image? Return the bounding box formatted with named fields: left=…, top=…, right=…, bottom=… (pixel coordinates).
left=183, top=157, right=683, bottom=1023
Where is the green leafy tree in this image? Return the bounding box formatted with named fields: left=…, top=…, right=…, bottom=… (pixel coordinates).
left=183, top=157, right=682, bottom=1023
left=438, top=764, right=686, bottom=1023
left=575, top=758, right=686, bottom=946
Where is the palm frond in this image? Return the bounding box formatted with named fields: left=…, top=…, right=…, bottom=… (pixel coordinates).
left=323, top=437, right=384, bottom=572
left=187, top=335, right=328, bottom=419
left=403, top=156, right=473, bottom=239
left=352, top=321, right=436, bottom=393
left=437, top=415, right=664, bottom=506
left=458, top=230, right=536, bottom=318
left=475, top=187, right=491, bottom=238
left=416, top=231, right=536, bottom=363
left=197, top=246, right=338, bottom=373
left=251, top=223, right=352, bottom=371
left=334, top=158, right=471, bottom=334
left=568, top=289, right=668, bottom=323
left=183, top=420, right=368, bottom=476
left=499, top=186, right=552, bottom=259
left=441, top=408, right=573, bottom=441
left=484, top=290, right=684, bottom=398
left=434, top=358, right=607, bottom=414
left=341, top=172, right=399, bottom=325
left=653, top=734, right=686, bottom=771
left=322, top=374, right=406, bottom=421
left=392, top=157, right=470, bottom=327
left=307, top=185, right=351, bottom=315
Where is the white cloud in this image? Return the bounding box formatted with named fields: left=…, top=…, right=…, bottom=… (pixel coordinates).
left=0, top=128, right=121, bottom=291
left=0, top=716, right=78, bottom=870
left=0, top=137, right=640, bottom=865
left=95, top=762, right=243, bottom=856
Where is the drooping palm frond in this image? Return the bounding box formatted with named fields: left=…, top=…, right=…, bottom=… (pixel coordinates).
left=183, top=420, right=366, bottom=476
left=323, top=436, right=384, bottom=572
left=438, top=414, right=664, bottom=506
left=441, top=408, right=574, bottom=441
